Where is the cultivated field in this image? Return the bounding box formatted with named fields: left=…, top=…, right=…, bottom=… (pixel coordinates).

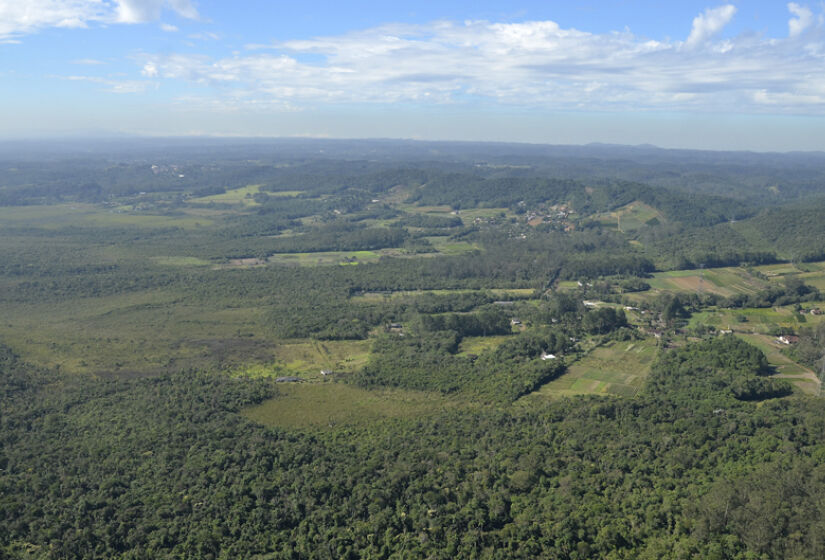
left=523, top=338, right=658, bottom=400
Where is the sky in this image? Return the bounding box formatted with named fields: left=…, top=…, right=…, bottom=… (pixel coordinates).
left=2, top=1, right=825, bottom=151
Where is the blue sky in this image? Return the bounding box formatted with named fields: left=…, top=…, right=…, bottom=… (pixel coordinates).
left=2, top=1, right=825, bottom=150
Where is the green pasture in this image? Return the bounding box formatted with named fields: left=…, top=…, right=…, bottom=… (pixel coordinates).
left=0, top=289, right=274, bottom=374
left=189, top=184, right=262, bottom=205
left=524, top=338, right=658, bottom=401
left=229, top=339, right=371, bottom=379
left=595, top=201, right=663, bottom=231
left=267, top=250, right=382, bottom=266
left=150, top=256, right=212, bottom=267
left=458, top=335, right=513, bottom=356
left=688, top=306, right=820, bottom=334
left=349, top=288, right=535, bottom=303
left=271, top=340, right=372, bottom=377
left=242, top=383, right=458, bottom=430
left=424, top=236, right=479, bottom=255
left=647, top=267, right=769, bottom=297
left=0, top=203, right=213, bottom=229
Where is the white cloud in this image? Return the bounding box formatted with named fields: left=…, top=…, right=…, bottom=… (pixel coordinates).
left=788, top=3, right=814, bottom=36
left=0, top=0, right=197, bottom=40
left=160, top=22, right=178, bottom=32
left=685, top=4, right=737, bottom=48
left=141, top=61, right=159, bottom=77
left=138, top=11, right=825, bottom=116
left=64, top=74, right=154, bottom=93
left=115, top=0, right=197, bottom=24
left=72, top=58, right=106, bottom=65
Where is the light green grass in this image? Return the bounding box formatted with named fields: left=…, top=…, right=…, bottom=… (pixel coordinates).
left=266, top=250, right=382, bottom=266
left=458, top=335, right=513, bottom=355
left=242, top=383, right=459, bottom=430
left=270, top=340, right=372, bottom=376
left=595, top=202, right=663, bottom=231
left=350, top=288, right=535, bottom=303
left=688, top=306, right=819, bottom=334
left=150, top=256, right=212, bottom=267
left=0, top=289, right=274, bottom=374
left=647, top=266, right=769, bottom=297
left=0, top=204, right=213, bottom=229
left=525, top=338, right=659, bottom=401
left=190, top=184, right=263, bottom=205
left=425, top=237, right=480, bottom=255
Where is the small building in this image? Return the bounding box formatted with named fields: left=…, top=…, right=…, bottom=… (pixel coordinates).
left=777, top=335, right=799, bottom=345
left=510, top=318, right=522, bottom=326
left=541, top=351, right=557, bottom=360
left=320, top=370, right=333, bottom=376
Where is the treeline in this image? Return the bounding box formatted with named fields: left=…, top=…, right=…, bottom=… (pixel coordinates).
left=733, top=201, right=825, bottom=262
left=647, top=335, right=791, bottom=401
left=266, top=226, right=408, bottom=254
left=407, top=175, right=751, bottom=227
left=350, top=330, right=568, bottom=402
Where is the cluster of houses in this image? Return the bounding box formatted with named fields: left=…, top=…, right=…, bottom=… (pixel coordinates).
left=524, top=204, right=570, bottom=227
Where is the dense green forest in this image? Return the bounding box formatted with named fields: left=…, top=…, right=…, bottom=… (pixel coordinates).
left=1, top=139, right=825, bottom=558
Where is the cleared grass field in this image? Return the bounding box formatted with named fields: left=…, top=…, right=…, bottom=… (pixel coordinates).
left=267, top=250, right=382, bottom=266
left=424, top=236, right=480, bottom=255
left=595, top=201, right=663, bottom=231
left=350, top=288, right=535, bottom=303
left=0, top=203, right=213, bottom=229
left=269, top=340, right=371, bottom=377
left=458, top=335, right=513, bottom=355
left=150, top=256, right=212, bottom=267
left=242, top=383, right=458, bottom=430
left=646, top=268, right=768, bottom=297
left=688, top=306, right=820, bottom=334
left=190, top=184, right=262, bottom=205
left=524, top=338, right=658, bottom=401
left=0, top=290, right=274, bottom=374
left=642, top=260, right=825, bottom=300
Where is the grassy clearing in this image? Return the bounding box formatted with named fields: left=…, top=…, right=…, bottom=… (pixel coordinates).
left=268, top=340, right=372, bottom=377
left=458, top=335, right=513, bottom=355
left=0, top=204, right=212, bottom=229
left=267, top=250, right=382, bottom=266
left=190, top=184, right=263, bottom=205
left=242, top=383, right=458, bottom=430
left=263, top=241, right=477, bottom=267
left=425, top=236, right=479, bottom=255
left=150, top=256, right=212, bottom=267
left=647, top=267, right=769, bottom=297
left=0, top=290, right=274, bottom=374
left=350, top=288, right=535, bottom=303
left=524, top=338, right=659, bottom=401
left=595, top=202, right=663, bottom=231
left=688, top=306, right=820, bottom=334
